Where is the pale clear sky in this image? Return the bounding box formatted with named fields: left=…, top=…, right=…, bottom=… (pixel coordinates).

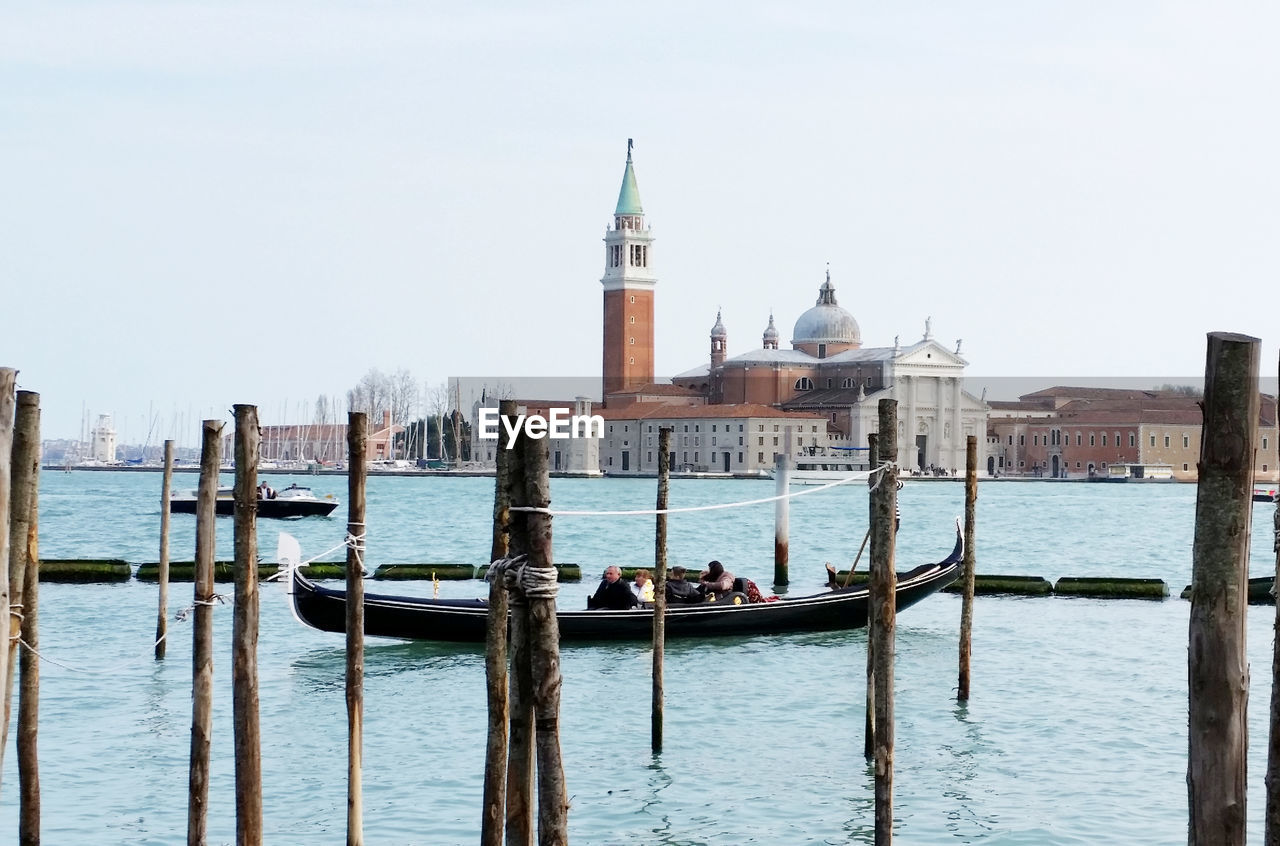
left=4, top=1, right=1277, bottom=443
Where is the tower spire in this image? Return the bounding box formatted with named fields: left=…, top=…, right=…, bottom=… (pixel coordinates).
left=615, top=139, right=643, bottom=216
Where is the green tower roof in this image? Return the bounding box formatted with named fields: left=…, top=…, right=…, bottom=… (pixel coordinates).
left=615, top=139, right=643, bottom=216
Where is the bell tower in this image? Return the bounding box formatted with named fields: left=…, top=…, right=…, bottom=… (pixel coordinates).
left=601, top=139, right=656, bottom=401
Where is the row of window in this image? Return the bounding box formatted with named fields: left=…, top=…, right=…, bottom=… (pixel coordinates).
left=794, top=376, right=876, bottom=391
left=1013, top=433, right=1272, bottom=451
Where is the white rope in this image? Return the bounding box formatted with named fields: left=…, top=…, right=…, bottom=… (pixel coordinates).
left=508, top=464, right=891, bottom=518
left=519, top=564, right=559, bottom=599
left=17, top=596, right=214, bottom=676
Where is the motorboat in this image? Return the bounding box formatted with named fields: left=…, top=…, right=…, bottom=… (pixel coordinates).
left=170, top=483, right=340, bottom=518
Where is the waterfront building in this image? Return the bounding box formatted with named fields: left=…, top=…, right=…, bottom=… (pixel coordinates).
left=595, top=403, right=828, bottom=476
left=469, top=396, right=601, bottom=475
left=987, top=387, right=1279, bottom=481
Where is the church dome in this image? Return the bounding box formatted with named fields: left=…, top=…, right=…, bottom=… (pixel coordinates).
left=710, top=309, right=727, bottom=339
left=762, top=313, right=779, bottom=344
left=791, top=272, right=860, bottom=345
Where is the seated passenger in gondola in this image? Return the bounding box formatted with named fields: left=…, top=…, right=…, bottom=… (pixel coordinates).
left=632, top=569, right=655, bottom=605
left=587, top=565, right=639, bottom=610
left=698, top=560, right=734, bottom=599
left=665, top=567, right=702, bottom=604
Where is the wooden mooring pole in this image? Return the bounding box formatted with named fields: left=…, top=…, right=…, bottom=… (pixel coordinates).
left=505, top=432, right=534, bottom=846
left=481, top=400, right=516, bottom=846
left=653, top=427, right=672, bottom=753
left=188, top=419, right=221, bottom=846
left=521, top=437, right=569, bottom=844
left=864, top=432, right=878, bottom=762
left=157, top=439, right=174, bottom=660
left=0, top=369, right=17, bottom=793
left=871, top=399, right=898, bottom=846
left=346, top=412, right=368, bottom=846
left=18, top=438, right=40, bottom=846
left=232, top=405, right=262, bottom=845
left=958, top=435, right=978, bottom=701
left=1188, top=331, right=1258, bottom=846
left=774, top=428, right=792, bottom=587
left=1270, top=391, right=1280, bottom=844
left=3, top=391, right=40, bottom=771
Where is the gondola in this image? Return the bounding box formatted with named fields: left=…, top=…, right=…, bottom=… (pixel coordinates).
left=285, top=528, right=963, bottom=643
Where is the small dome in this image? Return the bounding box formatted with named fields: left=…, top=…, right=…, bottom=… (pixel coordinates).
left=710, top=309, right=727, bottom=339
left=762, top=313, right=779, bottom=343
left=791, top=273, right=860, bottom=345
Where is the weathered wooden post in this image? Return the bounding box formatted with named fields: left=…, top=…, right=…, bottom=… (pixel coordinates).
left=864, top=432, right=878, bottom=762
left=18, top=450, right=40, bottom=846
left=1270, top=438, right=1280, bottom=843
left=870, top=399, right=898, bottom=846
left=232, top=405, right=262, bottom=845
left=3, top=391, right=40, bottom=766
left=157, top=439, right=174, bottom=660
left=774, top=428, right=792, bottom=587
left=958, top=435, right=978, bottom=701
left=505, top=433, right=534, bottom=846
left=481, top=399, right=516, bottom=846
left=0, top=368, right=17, bottom=789
left=1188, top=331, right=1258, bottom=846
left=521, top=436, right=569, bottom=844
left=188, top=419, right=221, bottom=846
left=346, top=411, right=368, bottom=846
left=653, top=427, right=672, bottom=753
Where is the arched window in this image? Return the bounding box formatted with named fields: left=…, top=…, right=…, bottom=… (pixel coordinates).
left=794, top=377, right=814, bottom=391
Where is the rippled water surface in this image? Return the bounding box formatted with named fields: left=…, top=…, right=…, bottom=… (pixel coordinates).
left=3, top=471, right=1279, bottom=843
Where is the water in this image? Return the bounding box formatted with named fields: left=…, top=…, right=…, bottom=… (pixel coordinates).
left=3, top=471, right=1279, bottom=843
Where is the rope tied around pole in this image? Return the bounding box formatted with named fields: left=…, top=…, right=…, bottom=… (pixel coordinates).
left=8, top=604, right=23, bottom=641
left=490, top=553, right=560, bottom=601
left=175, top=594, right=229, bottom=622
left=867, top=461, right=900, bottom=492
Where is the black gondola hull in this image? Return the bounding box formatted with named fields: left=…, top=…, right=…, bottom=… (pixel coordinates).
left=288, top=535, right=963, bottom=643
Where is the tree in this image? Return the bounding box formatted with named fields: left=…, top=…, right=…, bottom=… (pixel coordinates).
left=426, top=381, right=451, bottom=461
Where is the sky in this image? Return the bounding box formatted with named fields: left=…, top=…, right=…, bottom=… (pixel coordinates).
left=3, top=1, right=1278, bottom=444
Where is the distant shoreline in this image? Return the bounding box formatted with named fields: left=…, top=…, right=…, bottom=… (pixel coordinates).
left=41, top=465, right=1209, bottom=483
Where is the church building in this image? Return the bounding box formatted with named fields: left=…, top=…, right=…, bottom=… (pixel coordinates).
left=671, top=276, right=989, bottom=475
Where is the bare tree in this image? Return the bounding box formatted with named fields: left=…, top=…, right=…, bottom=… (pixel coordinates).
left=347, top=369, right=390, bottom=422
left=426, top=381, right=450, bottom=461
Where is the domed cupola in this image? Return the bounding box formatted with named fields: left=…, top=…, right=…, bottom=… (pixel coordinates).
left=710, top=309, right=727, bottom=368
left=790, top=269, right=861, bottom=358
left=762, top=312, right=779, bottom=350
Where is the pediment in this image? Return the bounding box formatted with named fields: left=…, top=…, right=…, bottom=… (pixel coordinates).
left=894, top=340, right=968, bottom=369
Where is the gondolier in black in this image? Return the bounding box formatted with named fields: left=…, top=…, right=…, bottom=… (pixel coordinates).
left=587, top=565, right=640, bottom=610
